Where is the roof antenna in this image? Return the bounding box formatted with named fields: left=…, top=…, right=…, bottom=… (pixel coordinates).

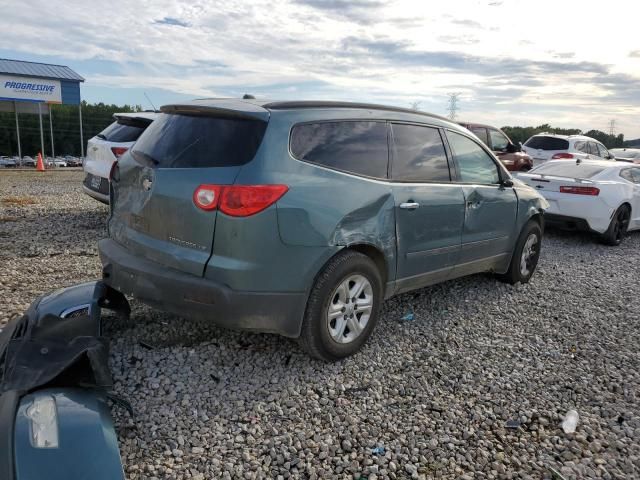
left=242, top=94, right=256, bottom=99
left=144, top=92, right=158, bottom=111
left=576, top=157, right=581, bottom=164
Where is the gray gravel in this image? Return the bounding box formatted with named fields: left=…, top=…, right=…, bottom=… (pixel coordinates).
left=1, top=170, right=639, bottom=479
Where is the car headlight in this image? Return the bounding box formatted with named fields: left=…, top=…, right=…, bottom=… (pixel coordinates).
left=25, top=395, right=59, bottom=448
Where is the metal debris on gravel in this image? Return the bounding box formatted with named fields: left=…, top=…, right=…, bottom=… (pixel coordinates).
left=1, top=170, right=639, bottom=479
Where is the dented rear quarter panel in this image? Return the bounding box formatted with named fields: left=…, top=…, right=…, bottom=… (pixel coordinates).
left=227, top=110, right=398, bottom=294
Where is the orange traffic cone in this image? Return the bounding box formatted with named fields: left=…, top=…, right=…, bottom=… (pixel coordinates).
left=36, top=152, right=45, bottom=172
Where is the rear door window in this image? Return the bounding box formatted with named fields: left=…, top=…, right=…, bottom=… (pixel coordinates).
left=447, top=131, right=500, bottom=184
left=131, top=113, right=267, bottom=168
left=574, top=141, right=589, bottom=154
left=524, top=136, right=569, bottom=150
left=469, top=126, right=488, bottom=145
left=489, top=129, right=509, bottom=151
left=587, top=142, right=599, bottom=155
left=290, top=121, right=389, bottom=178
left=391, top=124, right=451, bottom=182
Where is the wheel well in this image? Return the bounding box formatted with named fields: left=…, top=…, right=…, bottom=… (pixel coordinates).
left=530, top=212, right=544, bottom=229
left=346, top=244, right=388, bottom=285
left=621, top=202, right=632, bottom=212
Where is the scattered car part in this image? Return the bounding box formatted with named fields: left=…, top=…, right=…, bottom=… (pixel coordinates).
left=0, top=281, right=130, bottom=480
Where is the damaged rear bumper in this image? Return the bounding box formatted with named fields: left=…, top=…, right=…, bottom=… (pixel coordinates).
left=0, top=281, right=129, bottom=480
left=98, top=238, right=307, bottom=337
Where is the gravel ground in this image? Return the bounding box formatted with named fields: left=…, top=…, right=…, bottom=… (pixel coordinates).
left=1, top=170, right=639, bottom=480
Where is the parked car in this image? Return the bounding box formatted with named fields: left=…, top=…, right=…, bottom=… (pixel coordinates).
left=458, top=122, right=533, bottom=171
left=22, top=156, right=35, bottom=167
left=83, top=112, right=157, bottom=203
left=64, top=155, right=83, bottom=167
left=522, top=134, right=615, bottom=167
left=517, top=159, right=640, bottom=245
left=46, top=157, right=67, bottom=168
left=98, top=99, right=548, bottom=361
left=0, top=156, right=16, bottom=168
left=611, top=147, right=640, bottom=164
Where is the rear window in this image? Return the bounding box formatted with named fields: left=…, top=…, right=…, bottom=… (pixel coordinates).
left=290, top=121, right=388, bottom=178
left=98, top=121, right=146, bottom=143
left=131, top=113, right=267, bottom=168
left=532, top=162, right=605, bottom=178
left=524, top=136, right=569, bottom=151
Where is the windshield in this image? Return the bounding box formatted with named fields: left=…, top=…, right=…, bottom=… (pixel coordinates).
left=524, top=136, right=569, bottom=150
left=131, top=113, right=267, bottom=168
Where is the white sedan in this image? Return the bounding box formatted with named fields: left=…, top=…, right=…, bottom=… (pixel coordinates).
left=517, top=159, right=640, bottom=245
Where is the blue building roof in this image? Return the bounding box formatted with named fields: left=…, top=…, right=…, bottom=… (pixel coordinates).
left=0, top=58, right=84, bottom=82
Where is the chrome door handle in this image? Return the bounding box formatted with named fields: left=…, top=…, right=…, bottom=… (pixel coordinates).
left=400, top=202, right=420, bottom=210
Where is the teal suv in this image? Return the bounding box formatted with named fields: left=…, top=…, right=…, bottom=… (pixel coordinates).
left=99, top=99, right=548, bottom=361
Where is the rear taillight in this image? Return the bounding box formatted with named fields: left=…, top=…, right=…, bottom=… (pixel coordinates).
left=111, top=147, right=129, bottom=159
left=193, top=184, right=288, bottom=216
left=560, top=186, right=600, bottom=196
left=552, top=153, right=574, bottom=159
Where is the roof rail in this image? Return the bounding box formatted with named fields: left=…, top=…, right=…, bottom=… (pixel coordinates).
left=262, top=101, right=451, bottom=122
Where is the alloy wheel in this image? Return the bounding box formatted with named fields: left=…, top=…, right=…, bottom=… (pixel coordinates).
left=326, top=274, right=373, bottom=344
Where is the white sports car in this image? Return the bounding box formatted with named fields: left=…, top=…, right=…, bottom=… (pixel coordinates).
left=517, top=159, right=640, bottom=245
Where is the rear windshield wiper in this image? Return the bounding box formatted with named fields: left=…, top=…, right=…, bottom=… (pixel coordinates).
left=96, top=133, right=107, bottom=140
left=131, top=150, right=159, bottom=167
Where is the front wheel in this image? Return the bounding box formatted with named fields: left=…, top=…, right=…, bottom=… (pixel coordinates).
left=498, top=220, right=542, bottom=285
left=299, top=251, right=383, bottom=362
left=601, top=205, right=630, bottom=246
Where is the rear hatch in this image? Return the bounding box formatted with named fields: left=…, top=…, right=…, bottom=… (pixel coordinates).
left=522, top=136, right=570, bottom=164
left=108, top=103, right=269, bottom=277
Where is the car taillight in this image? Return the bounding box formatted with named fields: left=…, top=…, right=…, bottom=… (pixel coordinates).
left=193, top=184, right=288, bottom=216
left=560, top=186, right=600, bottom=196
left=111, top=147, right=129, bottom=159
left=552, top=153, right=574, bottom=159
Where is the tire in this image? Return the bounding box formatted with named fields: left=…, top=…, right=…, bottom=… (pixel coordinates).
left=299, top=250, right=383, bottom=362
left=601, top=204, right=630, bottom=246
left=498, top=220, right=542, bottom=285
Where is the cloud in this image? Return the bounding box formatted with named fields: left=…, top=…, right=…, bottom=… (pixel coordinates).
left=630, top=50, right=640, bottom=58
left=451, top=19, right=484, bottom=29
left=154, top=17, right=190, bottom=27
left=292, top=0, right=384, bottom=24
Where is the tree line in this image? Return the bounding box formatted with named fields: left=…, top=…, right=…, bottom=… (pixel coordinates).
left=0, top=101, right=142, bottom=157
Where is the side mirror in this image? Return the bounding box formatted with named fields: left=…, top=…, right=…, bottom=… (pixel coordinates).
left=506, top=143, right=519, bottom=153
left=501, top=178, right=514, bottom=188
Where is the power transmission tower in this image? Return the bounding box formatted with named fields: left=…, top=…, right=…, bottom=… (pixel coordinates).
left=608, top=119, right=616, bottom=136
left=447, top=93, right=461, bottom=120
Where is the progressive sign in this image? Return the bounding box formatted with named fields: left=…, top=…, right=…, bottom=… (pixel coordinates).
left=0, top=74, right=62, bottom=103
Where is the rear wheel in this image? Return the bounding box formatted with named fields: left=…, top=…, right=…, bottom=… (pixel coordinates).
left=498, top=220, right=542, bottom=285
left=601, top=204, right=630, bottom=246
left=299, top=250, right=382, bottom=362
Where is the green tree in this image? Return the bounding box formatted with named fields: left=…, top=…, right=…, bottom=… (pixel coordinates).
left=0, top=101, right=142, bottom=157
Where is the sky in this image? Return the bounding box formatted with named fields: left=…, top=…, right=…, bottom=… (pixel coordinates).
left=1, top=0, right=639, bottom=137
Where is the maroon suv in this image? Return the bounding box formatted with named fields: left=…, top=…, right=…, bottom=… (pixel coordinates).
left=458, top=122, right=533, bottom=171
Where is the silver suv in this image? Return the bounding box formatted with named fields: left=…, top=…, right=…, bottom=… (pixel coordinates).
left=522, top=134, right=615, bottom=167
